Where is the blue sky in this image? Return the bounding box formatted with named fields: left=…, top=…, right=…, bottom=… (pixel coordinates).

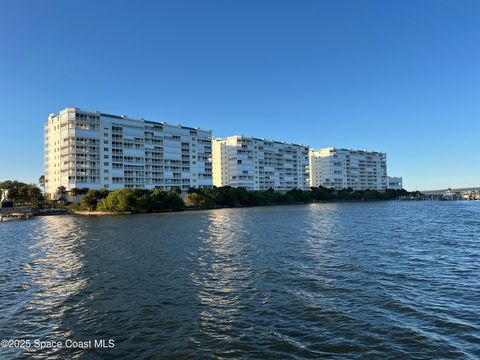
left=0, top=0, right=479, bottom=190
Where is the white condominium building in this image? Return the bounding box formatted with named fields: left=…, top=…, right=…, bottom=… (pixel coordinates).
left=387, top=176, right=403, bottom=190
left=309, top=147, right=387, bottom=190
left=44, top=108, right=212, bottom=195
left=212, top=135, right=309, bottom=191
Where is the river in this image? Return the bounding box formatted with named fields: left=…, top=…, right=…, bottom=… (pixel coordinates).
left=1, top=201, right=479, bottom=359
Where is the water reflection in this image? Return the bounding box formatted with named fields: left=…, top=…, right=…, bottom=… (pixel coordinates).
left=192, top=209, right=257, bottom=345
left=27, top=216, right=88, bottom=308
left=0, top=216, right=89, bottom=358
left=305, top=203, right=340, bottom=252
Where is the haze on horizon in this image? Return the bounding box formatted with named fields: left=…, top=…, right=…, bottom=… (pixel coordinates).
left=0, top=0, right=479, bottom=191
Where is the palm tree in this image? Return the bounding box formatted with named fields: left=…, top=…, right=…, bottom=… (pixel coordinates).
left=56, top=186, right=67, bottom=201
left=39, top=175, right=46, bottom=196
left=27, top=185, right=42, bottom=207
left=70, top=188, right=80, bottom=204
left=18, top=186, right=29, bottom=204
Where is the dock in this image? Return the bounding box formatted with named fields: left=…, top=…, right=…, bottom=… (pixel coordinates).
left=0, top=207, right=69, bottom=222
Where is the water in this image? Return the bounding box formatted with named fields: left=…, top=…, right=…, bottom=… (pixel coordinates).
left=1, top=201, right=479, bottom=359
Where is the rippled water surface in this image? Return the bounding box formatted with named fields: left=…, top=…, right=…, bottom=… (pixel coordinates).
left=1, top=201, right=479, bottom=359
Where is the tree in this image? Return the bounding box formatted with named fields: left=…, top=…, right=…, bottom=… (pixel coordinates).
left=149, top=188, right=167, bottom=210
left=98, top=188, right=110, bottom=199
left=79, top=188, right=90, bottom=195
left=98, top=189, right=137, bottom=212
left=184, top=189, right=215, bottom=208
left=0, top=180, right=42, bottom=204
left=18, top=185, right=29, bottom=203
left=214, top=186, right=239, bottom=206
left=164, top=190, right=185, bottom=210
left=39, top=175, right=46, bottom=196
left=69, top=188, right=80, bottom=205
left=56, top=186, right=67, bottom=201
left=80, top=190, right=99, bottom=211
left=171, top=187, right=182, bottom=195
left=184, top=192, right=202, bottom=207
left=27, top=184, right=42, bottom=206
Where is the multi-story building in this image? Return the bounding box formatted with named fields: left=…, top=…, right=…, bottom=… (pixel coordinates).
left=44, top=107, right=212, bottom=195
left=212, top=135, right=309, bottom=191
left=309, top=147, right=387, bottom=190
left=387, top=176, right=403, bottom=190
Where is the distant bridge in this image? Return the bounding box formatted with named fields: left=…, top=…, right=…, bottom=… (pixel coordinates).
left=421, top=187, right=480, bottom=195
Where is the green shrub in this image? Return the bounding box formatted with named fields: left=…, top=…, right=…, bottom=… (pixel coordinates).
left=97, top=189, right=137, bottom=212
left=79, top=190, right=100, bottom=211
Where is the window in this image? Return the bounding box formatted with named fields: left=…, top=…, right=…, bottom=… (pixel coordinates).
left=104, top=155, right=109, bottom=159
left=104, top=162, right=109, bottom=166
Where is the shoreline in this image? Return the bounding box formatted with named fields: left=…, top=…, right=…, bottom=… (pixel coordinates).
left=71, top=199, right=395, bottom=216
left=73, top=211, right=132, bottom=216
left=71, top=198, right=475, bottom=217
left=2, top=198, right=470, bottom=220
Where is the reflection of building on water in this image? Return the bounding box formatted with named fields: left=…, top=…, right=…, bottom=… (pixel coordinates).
left=192, top=210, right=255, bottom=334
left=24, top=216, right=87, bottom=331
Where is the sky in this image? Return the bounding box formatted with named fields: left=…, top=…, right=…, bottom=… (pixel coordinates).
left=0, top=0, right=479, bottom=191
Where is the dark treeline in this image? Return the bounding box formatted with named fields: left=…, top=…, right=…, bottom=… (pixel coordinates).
left=185, top=186, right=415, bottom=208
left=1, top=179, right=418, bottom=213
left=70, top=186, right=416, bottom=212
left=0, top=180, right=43, bottom=205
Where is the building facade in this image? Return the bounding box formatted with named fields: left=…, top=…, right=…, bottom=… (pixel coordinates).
left=44, top=108, right=212, bottom=195
left=309, top=147, right=388, bottom=190
left=387, top=176, right=403, bottom=190
left=212, top=135, right=309, bottom=191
